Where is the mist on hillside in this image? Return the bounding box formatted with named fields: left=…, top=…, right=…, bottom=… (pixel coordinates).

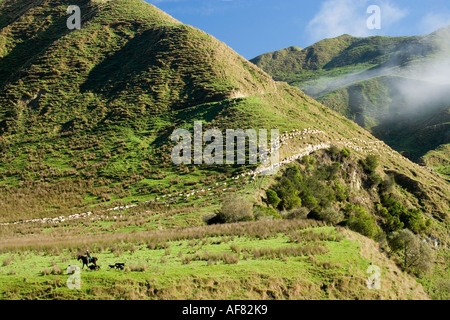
left=301, top=27, right=450, bottom=115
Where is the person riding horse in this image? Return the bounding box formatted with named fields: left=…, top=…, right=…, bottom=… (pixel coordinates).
left=86, top=250, right=92, bottom=264
left=78, top=250, right=98, bottom=269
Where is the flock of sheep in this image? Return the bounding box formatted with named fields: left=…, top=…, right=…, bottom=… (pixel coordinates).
left=0, top=127, right=434, bottom=227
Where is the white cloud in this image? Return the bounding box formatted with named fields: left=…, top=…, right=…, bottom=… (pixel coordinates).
left=306, top=0, right=407, bottom=43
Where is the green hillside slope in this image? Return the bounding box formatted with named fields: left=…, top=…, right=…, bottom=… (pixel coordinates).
left=251, top=29, right=450, bottom=169
left=0, top=0, right=448, bottom=300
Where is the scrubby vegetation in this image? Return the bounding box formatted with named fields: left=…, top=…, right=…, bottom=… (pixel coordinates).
left=0, top=0, right=447, bottom=301
left=254, top=146, right=442, bottom=284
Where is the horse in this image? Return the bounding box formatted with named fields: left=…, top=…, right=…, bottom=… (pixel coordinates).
left=77, top=255, right=98, bottom=269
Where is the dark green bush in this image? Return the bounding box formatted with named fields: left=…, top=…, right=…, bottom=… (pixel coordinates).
left=266, top=189, right=280, bottom=208
left=345, top=205, right=379, bottom=239
left=380, top=175, right=395, bottom=194
left=334, top=181, right=348, bottom=201
left=361, top=154, right=379, bottom=173
left=301, top=194, right=318, bottom=211
left=376, top=203, right=404, bottom=232
left=369, top=172, right=383, bottom=188
left=381, top=196, right=429, bottom=233
left=340, top=148, right=351, bottom=158
left=254, top=205, right=282, bottom=220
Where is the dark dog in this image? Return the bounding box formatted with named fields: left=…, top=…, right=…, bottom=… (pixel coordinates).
left=107, top=263, right=125, bottom=270
left=114, top=263, right=125, bottom=270
left=88, top=264, right=100, bottom=271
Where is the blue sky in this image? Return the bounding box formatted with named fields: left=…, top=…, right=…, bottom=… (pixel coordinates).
left=145, top=0, right=450, bottom=59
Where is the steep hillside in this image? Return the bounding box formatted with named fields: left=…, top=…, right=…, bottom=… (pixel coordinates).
left=251, top=28, right=450, bottom=167
left=422, top=144, right=450, bottom=180
left=318, top=76, right=450, bottom=162
left=0, top=0, right=446, bottom=220
left=0, top=0, right=448, bottom=300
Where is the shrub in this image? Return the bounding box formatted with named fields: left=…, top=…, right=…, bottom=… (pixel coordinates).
left=129, top=263, right=147, bottom=272
left=334, top=181, right=348, bottom=201
left=51, top=265, right=63, bottom=275
left=208, top=196, right=254, bottom=224
left=229, top=244, right=241, bottom=255
left=329, top=145, right=340, bottom=157
left=253, top=206, right=281, bottom=220
left=402, top=209, right=428, bottom=233
left=318, top=207, right=344, bottom=225
left=340, top=148, right=351, bottom=158
left=381, top=196, right=429, bottom=233
left=377, top=203, right=404, bottom=232
left=41, top=268, right=50, bottom=276
left=182, top=256, right=192, bottom=265
left=285, top=207, right=310, bottom=220
left=266, top=189, right=281, bottom=208
left=368, top=172, right=383, bottom=188
left=274, top=177, right=301, bottom=210
left=346, top=207, right=380, bottom=239
left=2, top=255, right=14, bottom=267
left=301, top=194, right=318, bottom=211
left=329, top=162, right=341, bottom=179
left=361, top=155, right=379, bottom=173
left=283, top=196, right=302, bottom=211
left=222, top=253, right=239, bottom=264
left=380, top=175, right=395, bottom=194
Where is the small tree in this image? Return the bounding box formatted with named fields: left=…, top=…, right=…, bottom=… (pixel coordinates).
left=380, top=175, right=395, bottom=194
left=388, top=229, right=434, bottom=275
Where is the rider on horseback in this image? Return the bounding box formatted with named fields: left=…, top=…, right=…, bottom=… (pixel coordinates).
left=86, top=249, right=92, bottom=264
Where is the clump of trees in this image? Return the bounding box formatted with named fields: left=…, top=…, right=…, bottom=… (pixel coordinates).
left=267, top=161, right=339, bottom=216
left=209, top=146, right=433, bottom=256
left=377, top=196, right=431, bottom=233
left=203, top=146, right=436, bottom=279
left=260, top=149, right=383, bottom=236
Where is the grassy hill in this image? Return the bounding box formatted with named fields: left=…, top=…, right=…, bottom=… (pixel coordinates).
left=0, top=221, right=430, bottom=300
left=251, top=29, right=450, bottom=168
left=317, top=76, right=450, bottom=162
left=422, top=144, right=450, bottom=180
left=0, top=0, right=448, bottom=300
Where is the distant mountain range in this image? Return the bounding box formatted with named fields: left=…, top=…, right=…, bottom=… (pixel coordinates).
left=251, top=27, right=450, bottom=178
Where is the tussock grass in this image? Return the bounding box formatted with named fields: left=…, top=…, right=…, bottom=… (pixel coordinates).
left=0, top=218, right=327, bottom=253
